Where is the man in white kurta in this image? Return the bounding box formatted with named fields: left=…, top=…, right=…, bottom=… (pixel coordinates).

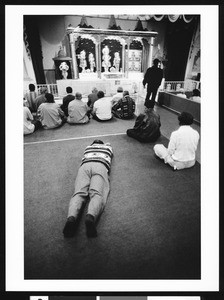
left=154, top=112, right=199, bottom=170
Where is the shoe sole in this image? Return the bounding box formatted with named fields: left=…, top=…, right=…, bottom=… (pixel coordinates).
left=85, top=219, right=97, bottom=237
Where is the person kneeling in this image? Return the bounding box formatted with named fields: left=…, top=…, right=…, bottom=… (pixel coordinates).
left=154, top=111, right=199, bottom=170
left=127, top=108, right=161, bottom=143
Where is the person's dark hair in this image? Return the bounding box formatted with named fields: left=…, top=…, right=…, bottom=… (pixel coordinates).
left=45, top=93, right=55, bottom=103
left=97, top=91, right=105, bottom=99
left=29, top=84, right=35, bottom=92
left=178, top=112, right=194, bottom=125
left=117, top=86, right=123, bottom=92
left=193, top=89, right=200, bottom=97
left=91, top=140, right=104, bottom=145
left=153, top=58, right=160, bottom=66
left=123, top=90, right=129, bottom=97
left=66, top=86, right=73, bottom=94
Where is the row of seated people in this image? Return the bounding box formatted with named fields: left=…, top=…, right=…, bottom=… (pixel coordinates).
left=24, top=85, right=136, bottom=135
left=175, top=88, right=201, bottom=102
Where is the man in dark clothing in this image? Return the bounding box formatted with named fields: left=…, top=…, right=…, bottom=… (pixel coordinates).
left=61, top=86, right=75, bottom=116
left=112, top=90, right=135, bottom=119
left=143, top=58, right=163, bottom=109
left=87, top=87, right=98, bottom=110
left=127, top=108, right=161, bottom=143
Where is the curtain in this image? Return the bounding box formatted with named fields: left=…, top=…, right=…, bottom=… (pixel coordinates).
left=24, top=16, right=46, bottom=84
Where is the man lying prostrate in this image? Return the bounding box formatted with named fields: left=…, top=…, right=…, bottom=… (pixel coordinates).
left=154, top=111, right=199, bottom=170
left=63, top=140, right=113, bottom=238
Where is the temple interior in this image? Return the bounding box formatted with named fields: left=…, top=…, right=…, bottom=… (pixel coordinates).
left=4, top=6, right=220, bottom=297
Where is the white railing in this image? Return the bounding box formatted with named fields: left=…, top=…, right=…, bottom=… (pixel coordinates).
left=36, top=84, right=59, bottom=97
left=24, top=80, right=200, bottom=99
left=160, top=79, right=200, bottom=92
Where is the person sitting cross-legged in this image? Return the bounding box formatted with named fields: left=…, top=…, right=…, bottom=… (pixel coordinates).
left=111, top=86, right=123, bottom=105
left=63, top=140, right=113, bottom=238
left=37, top=93, right=66, bottom=129
left=34, top=87, right=48, bottom=112
left=61, top=86, right=75, bottom=117
left=23, top=98, right=42, bottom=135
left=67, top=92, right=90, bottom=124
left=154, top=111, right=199, bottom=170
left=24, top=83, right=38, bottom=113
left=112, top=90, right=135, bottom=119
left=87, top=87, right=98, bottom=110
left=91, top=91, right=113, bottom=122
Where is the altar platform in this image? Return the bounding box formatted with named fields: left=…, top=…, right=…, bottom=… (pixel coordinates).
left=56, top=72, right=144, bottom=98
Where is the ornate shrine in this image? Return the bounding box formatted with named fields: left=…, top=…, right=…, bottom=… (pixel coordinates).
left=56, top=26, right=158, bottom=98
left=66, top=26, right=158, bottom=79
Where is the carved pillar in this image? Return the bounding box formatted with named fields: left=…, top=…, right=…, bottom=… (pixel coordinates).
left=95, top=36, right=102, bottom=79
left=69, top=33, right=79, bottom=79
left=148, top=36, right=154, bottom=68
left=121, top=40, right=125, bottom=74
left=125, top=38, right=131, bottom=78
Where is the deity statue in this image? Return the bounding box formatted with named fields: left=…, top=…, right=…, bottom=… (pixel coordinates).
left=102, top=45, right=111, bottom=72
left=78, top=50, right=87, bottom=73
left=59, top=61, right=69, bottom=79
left=113, top=52, right=121, bottom=72
left=88, top=52, right=96, bottom=72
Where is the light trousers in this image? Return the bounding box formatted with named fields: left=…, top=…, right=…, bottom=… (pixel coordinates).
left=154, top=144, right=196, bottom=170
left=68, top=162, right=110, bottom=220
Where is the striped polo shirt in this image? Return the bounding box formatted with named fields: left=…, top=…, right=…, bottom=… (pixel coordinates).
left=81, top=143, right=113, bottom=171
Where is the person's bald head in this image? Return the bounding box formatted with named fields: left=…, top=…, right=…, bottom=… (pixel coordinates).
left=75, top=92, right=82, bottom=100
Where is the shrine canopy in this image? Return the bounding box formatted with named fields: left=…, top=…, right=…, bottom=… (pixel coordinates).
left=66, top=26, right=158, bottom=80
left=66, top=26, right=158, bottom=39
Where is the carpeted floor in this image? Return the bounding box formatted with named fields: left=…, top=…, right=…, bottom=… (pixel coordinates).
left=24, top=126, right=200, bottom=279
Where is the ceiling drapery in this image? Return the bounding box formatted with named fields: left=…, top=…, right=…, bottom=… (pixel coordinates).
left=153, top=15, right=194, bottom=23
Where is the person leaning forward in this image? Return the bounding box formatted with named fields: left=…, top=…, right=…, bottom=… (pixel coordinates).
left=63, top=140, right=113, bottom=238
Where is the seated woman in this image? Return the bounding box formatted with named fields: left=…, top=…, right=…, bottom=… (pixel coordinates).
left=126, top=108, right=161, bottom=143
left=23, top=99, right=41, bottom=135
left=37, top=93, right=66, bottom=129
left=190, top=89, right=201, bottom=102
left=91, top=91, right=113, bottom=122
left=112, top=91, right=135, bottom=119
left=154, top=112, right=199, bottom=170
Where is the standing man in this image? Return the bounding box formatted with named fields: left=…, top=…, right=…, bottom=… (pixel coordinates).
left=143, top=58, right=163, bottom=109
left=61, top=86, right=75, bottom=117
left=67, top=92, right=90, bottom=124
left=63, top=140, right=113, bottom=238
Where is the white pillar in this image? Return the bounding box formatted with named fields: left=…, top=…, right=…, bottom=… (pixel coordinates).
left=148, top=36, right=154, bottom=67
left=69, top=33, right=79, bottom=79
left=125, top=38, right=131, bottom=78
left=96, top=36, right=102, bottom=79
left=122, top=41, right=125, bottom=74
